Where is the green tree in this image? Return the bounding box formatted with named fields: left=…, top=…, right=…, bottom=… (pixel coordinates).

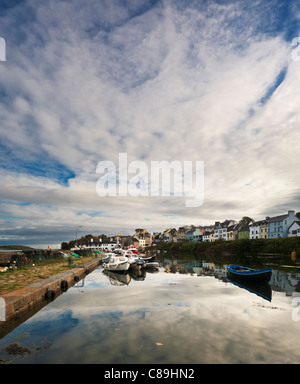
left=239, top=216, right=254, bottom=224
left=61, top=242, right=69, bottom=250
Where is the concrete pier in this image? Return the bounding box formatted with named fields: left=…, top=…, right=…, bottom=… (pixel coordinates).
left=0, top=259, right=101, bottom=325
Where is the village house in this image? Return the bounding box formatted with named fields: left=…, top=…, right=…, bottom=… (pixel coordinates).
left=214, top=220, right=237, bottom=241
left=267, top=210, right=298, bottom=238
left=171, top=228, right=178, bottom=242
left=162, top=228, right=177, bottom=243
left=203, top=230, right=214, bottom=242
left=120, top=235, right=134, bottom=248
left=288, top=221, right=300, bottom=237
left=133, top=229, right=153, bottom=248
left=226, top=223, right=240, bottom=241
left=132, top=236, right=144, bottom=248
left=192, top=227, right=203, bottom=242
left=152, top=232, right=161, bottom=244
left=185, top=227, right=195, bottom=242
left=177, top=227, right=187, bottom=242
left=259, top=220, right=269, bottom=239
left=76, top=236, right=118, bottom=251
left=249, top=220, right=268, bottom=239
left=238, top=223, right=251, bottom=239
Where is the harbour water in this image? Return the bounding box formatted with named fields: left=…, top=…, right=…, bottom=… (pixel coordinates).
left=0, top=259, right=300, bottom=364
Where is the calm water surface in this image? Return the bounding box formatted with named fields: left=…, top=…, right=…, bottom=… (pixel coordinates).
left=0, top=260, right=300, bottom=364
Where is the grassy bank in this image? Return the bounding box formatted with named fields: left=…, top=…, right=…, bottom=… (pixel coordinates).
left=0, top=254, right=98, bottom=293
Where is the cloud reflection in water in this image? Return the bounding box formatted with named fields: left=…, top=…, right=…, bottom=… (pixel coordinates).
left=1, top=267, right=299, bottom=364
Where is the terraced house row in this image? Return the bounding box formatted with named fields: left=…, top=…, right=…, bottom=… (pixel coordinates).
left=157, top=210, right=300, bottom=243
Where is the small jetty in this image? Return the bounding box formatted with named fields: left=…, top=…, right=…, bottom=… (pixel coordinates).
left=0, top=259, right=100, bottom=338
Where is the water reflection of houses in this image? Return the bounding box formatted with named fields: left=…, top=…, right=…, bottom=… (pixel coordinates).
left=161, top=259, right=300, bottom=296
left=161, top=259, right=227, bottom=278
left=161, top=259, right=203, bottom=274
left=269, top=270, right=300, bottom=296
left=212, top=265, right=300, bottom=296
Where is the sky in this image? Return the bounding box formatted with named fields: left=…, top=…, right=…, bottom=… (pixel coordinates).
left=0, top=0, right=300, bottom=248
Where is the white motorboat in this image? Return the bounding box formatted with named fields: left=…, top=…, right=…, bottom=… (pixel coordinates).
left=124, top=251, right=147, bottom=269
left=123, top=250, right=145, bottom=268
left=127, top=245, right=139, bottom=254
left=145, top=261, right=160, bottom=269
left=102, top=255, right=130, bottom=272
left=112, top=248, right=124, bottom=255
left=101, top=252, right=114, bottom=263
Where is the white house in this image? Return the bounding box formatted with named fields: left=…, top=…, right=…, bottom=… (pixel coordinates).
left=214, top=220, right=237, bottom=240
left=73, top=240, right=118, bottom=251
left=249, top=220, right=268, bottom=239
left=288, top=221, right=300, bottom=237
left=203, top=231, right=211, bottom=242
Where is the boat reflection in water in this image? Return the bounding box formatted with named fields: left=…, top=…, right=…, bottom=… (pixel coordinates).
left=102, top=263, right=159, bottom=285
left=103, top=269, right=131, bottom=286
left=227, top=275, right=272, bottom=302
left=1, top=257, right=300, bottom=364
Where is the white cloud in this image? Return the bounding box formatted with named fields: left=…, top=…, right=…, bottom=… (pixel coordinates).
left=0, top=0, right=299, bottom=246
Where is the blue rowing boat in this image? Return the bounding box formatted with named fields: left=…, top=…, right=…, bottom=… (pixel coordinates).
left=227, top=264, right=272, bottom=283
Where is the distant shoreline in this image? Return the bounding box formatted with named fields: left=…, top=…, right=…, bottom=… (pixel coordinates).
left=0, top=245, right=34, bottom=250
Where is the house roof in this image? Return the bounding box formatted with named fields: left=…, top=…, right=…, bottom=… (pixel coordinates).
left=220, top=219, right=237, bottom=228
left=249, top=219, right=268, bottom=227
left=267, top=214, right=289, bottom=223
left=186, top=229, right=194, bottom=235
left=239, top=224, right=250, bottom=231
left=288, top=221, right=300, bottom=230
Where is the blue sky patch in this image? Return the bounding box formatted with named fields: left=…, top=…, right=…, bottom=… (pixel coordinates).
left=0, top=142, right=76, bottom=185
left=259, top=66, right=288, bottom=105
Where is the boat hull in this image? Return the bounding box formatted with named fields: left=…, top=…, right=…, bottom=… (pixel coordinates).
left=227, top=265, right=272, bottom=283
left=103, top=262, right=130, bottom=272
left=103, top=256, right=130, bottom=272
left=145, top=261, right=159, bottom=269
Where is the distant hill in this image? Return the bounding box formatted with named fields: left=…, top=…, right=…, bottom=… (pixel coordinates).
left=0, top=245, right=35, bottom=250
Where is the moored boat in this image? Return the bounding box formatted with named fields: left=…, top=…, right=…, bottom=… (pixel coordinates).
left=227, top=264, right=272, bottom=283
left=101, top=252, right=114, bottom=263
left=102, top=255, right=130, bottom=272
left=121, top=250, right=146, bottom=269
left=127, top=246, right=139, bottom=254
